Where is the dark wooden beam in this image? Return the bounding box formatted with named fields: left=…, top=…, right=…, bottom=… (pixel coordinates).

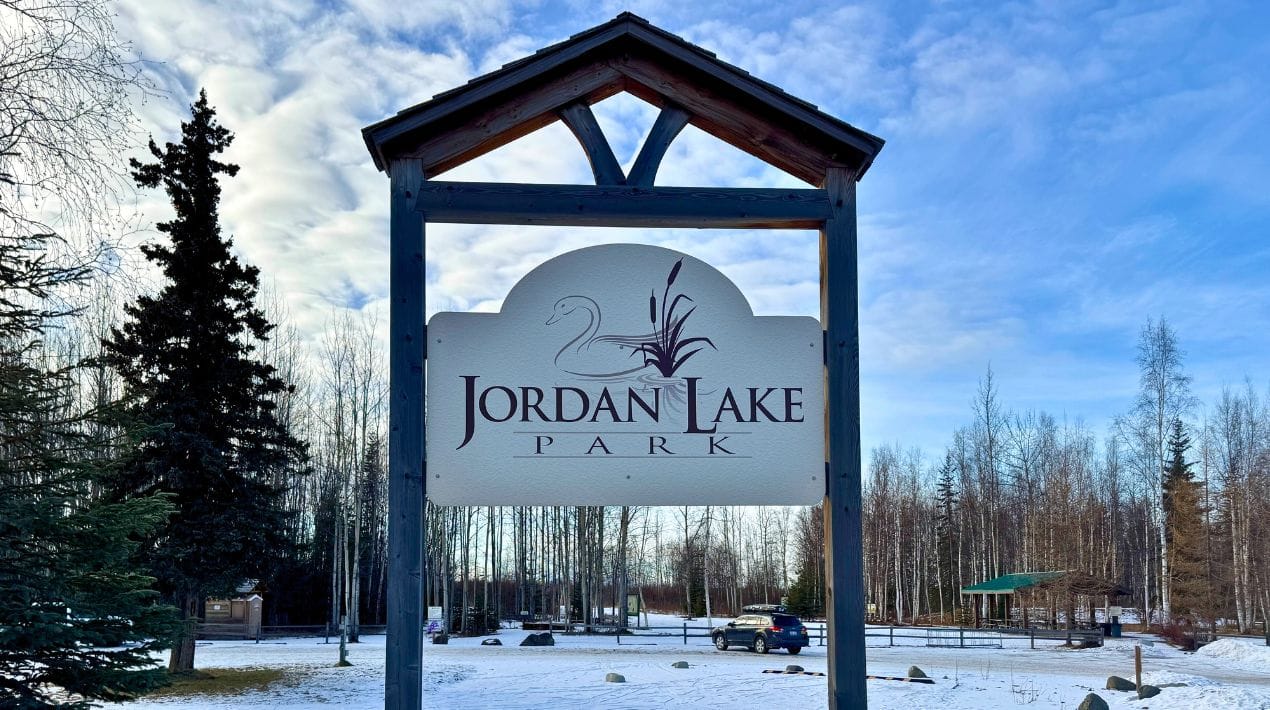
left=415, top=181, right=830, bottom=228
left=618, top=55, right=844, bottom=186
left=558, top=101, right=626, bottom=185
left=385, top=158, right=426, bottom=710
left=626, top=103, right=690, bottom=187
left=623, top=23, right=883, bottom=164
left=402, top=64, right=626, bottom=178
left=367, top=21, right=634, bottom=153
left=821, top=166, right=866, bottom=709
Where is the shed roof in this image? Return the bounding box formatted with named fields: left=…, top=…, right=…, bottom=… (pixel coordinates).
left=960, top=571, right=1066, bottom=595
left=361, top=13, right=884, bottom=185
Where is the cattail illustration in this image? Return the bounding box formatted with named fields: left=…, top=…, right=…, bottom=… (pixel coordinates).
left=667, top=258, right=682, bottom=286
left=633, top=258, right=715, bottom=377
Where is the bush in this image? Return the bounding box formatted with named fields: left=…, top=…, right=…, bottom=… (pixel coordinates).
left=1158, top=619, right=1198, bottom=651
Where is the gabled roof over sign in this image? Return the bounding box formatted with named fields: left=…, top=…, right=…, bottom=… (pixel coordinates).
left=362, top=13, right=885, bottom=185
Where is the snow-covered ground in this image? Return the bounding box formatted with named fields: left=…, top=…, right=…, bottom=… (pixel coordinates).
left=117, top=614, right=1270, bottom=709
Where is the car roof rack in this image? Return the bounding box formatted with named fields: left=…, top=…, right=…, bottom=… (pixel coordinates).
left=741, top=604, right=788, bottom=613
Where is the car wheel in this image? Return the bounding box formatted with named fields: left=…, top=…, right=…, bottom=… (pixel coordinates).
left=714, top=634, right=728, bottom=651
left=753, top=635, right=769, bottom=654
left=787, top=646, right=801, bottom=655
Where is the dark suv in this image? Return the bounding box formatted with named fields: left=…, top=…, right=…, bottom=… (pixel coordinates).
left=712, top=611, right=809, bottom=654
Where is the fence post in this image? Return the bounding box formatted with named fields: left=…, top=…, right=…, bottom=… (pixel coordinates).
left=959, top=628, right=964, bottom=649
left=683, top=622, right=687, bottom=645
left=1135, top=645, right=1142, bottom=690
left=889, top=626, right=894, bottom=648
left=1029, top=630, right=1034, bottom=650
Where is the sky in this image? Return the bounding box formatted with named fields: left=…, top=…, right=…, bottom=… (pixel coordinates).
left=110, top=0, right=1270, bottom=461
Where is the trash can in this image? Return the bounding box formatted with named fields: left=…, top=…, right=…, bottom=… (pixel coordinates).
left=1110, top=622, right=1122, bottom=638
left=1100, top=622, right=1112, bottom=637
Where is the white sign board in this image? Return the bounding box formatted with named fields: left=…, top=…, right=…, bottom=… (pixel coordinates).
left=426, top=244, right=824, bottom=505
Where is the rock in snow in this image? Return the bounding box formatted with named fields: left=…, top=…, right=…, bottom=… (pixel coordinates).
left=1138, top=684, right=1161, bottom=699
left=1105, top=675, right=1135, bottom=691
left=907, top=665, right=928, bottom=679
left=605, top=672, right=625, bottom=683
left=1077, top=692, right=1109, bottom=710
left=519, top=632, right=554, bottom=647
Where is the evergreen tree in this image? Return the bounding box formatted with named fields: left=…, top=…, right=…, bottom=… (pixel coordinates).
left=101, top=91, right=306, bottom=672
left=0, top=231, right=178, bottom=708
left=1161, top=418, right=1208, bottom=621
left=934, top=450, right=959, bottom=615
left=786, top=504, right=825, bottom=618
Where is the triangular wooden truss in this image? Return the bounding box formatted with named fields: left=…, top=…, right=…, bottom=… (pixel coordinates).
left=363, top=12, right=883, bottom=186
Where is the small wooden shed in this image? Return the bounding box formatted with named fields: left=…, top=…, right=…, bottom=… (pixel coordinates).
left=203, top=593, right=263, bottom=640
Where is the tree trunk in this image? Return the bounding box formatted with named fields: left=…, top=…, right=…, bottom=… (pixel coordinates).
left=617, top=506, right=630, bottom=630
left=168, top=593, right=199, bottom=673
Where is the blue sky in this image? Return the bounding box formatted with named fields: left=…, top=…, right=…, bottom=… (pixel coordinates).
left=116, top=0, right=1270, bottom=460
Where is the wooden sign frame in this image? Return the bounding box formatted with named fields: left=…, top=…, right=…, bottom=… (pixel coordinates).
left=363, top=13, right=884, bottom=710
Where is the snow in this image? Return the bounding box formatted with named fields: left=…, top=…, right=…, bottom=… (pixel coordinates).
left=114, top=616, right=1270, bottom=709
left=1195, top=637, right=1270, bottom=671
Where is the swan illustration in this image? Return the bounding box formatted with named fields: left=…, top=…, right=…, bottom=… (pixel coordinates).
left=546, top=296, right=652, bottom=379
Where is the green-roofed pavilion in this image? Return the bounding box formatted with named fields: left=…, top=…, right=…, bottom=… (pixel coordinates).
left=959, top=571, right=1131, bottom=629
left=960, top=571, right=1066, bottom=595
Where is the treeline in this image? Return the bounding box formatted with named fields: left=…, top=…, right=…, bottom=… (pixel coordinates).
left=12, top=85, right=1268, bottom=659
left=864, top=334, right=1269, bottom=633
left=416, top=322, right=1269, bottom=638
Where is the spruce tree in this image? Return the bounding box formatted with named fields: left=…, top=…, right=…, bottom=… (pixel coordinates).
left=0, top=232, right=178, bottom=708
left=1161, top=418, right=1208, bottom=621
left=786, top=504, right=825, bottom=618
left=934, top=451, right=959, bottom=616
left=101, top=91, right=305, bottom=672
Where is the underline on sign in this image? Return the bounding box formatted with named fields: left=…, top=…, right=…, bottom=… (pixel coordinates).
left=511, top=431, right=752, bottom=435
left=511, top=455, right=753, bottom=459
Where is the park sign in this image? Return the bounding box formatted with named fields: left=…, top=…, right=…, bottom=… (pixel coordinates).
left=426, top=243, right=824, bottom=506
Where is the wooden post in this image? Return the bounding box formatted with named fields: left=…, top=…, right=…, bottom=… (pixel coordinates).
left=386, top=158, right=426, bottom=710
left=821, top=166, right=866, bottom=710
left=1135, top=645, right=1142, bottom=688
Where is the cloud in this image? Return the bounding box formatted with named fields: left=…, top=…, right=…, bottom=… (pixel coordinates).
left=108, top=0, right=1270, bottom=458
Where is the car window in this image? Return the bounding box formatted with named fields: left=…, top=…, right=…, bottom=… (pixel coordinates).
left=773, top=614, right=801, bottom=626
left=757, top=615, right=772, bottom=626
left=738, top=615, right=757, bottom=625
